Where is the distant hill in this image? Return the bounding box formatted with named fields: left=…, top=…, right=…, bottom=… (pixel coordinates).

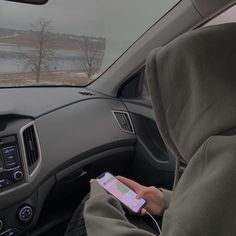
left=0, top=27, right=105, bottom=51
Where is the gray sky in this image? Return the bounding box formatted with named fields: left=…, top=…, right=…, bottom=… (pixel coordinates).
left=0, top=0, right=235, bottom=75
left=1, top=0, right=236, bottom=40
left=0, top=0, right=180, bottom=68
left=0, top=0, right=104, bottom=36
left=0, top=0, right=178, bottom=38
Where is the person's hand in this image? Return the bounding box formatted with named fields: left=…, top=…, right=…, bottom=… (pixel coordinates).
left=116, top=176, right=163, bottom=216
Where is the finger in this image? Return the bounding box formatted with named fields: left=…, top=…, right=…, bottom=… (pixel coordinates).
left=116, top=176, right=141, bottom=190
left=136, top=186, right=159, bottom=199
left=90, top=179, right=95, bottom=183
left=136, top=189, right=146, bottom=199
left=144, top=186, right=159, bottom=195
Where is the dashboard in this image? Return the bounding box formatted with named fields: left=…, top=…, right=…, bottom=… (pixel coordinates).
left=0, top=87, right=136, bottom=235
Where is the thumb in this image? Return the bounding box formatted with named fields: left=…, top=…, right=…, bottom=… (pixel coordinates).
left=136, top=189, right=145, bottom=199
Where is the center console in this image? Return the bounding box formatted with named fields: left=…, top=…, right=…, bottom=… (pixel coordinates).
left=0, top=122, right=41, bottom=236
left=0, top=135, right=24, bottom=192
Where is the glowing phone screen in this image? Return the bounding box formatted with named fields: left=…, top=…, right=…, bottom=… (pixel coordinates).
left=96, top=172, right=145, bottom=213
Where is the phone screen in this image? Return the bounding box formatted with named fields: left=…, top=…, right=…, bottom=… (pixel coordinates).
left=96, top=172, right=146, bottom=213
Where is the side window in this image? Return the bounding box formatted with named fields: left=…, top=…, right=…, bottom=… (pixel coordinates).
left=119, top=67, right=151, bottom=100
left=119, top=66, right=152, bottom=100
left=121, top=4, right=236, bottom=100
left=204, top=5, right=236, bottom=26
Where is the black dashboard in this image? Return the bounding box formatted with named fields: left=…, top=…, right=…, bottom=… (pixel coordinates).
left=0, top=87, right=136, bottom=235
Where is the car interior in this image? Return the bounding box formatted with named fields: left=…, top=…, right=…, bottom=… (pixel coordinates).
left=0, top=0, right=236, bottom=235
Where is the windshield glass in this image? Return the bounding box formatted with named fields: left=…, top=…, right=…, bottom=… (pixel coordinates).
left=0, top=0, right=179, bottom=87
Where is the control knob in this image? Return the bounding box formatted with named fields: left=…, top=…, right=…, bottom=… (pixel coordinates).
left=18, top=206, right=33, bottom=223
left=12, top=171, right=23, bottom=181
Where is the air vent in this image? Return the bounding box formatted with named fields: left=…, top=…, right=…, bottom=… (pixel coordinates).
left=112, top=111, right=134, bottom=134
left=78, top=91, right=95, bottom=96
left=23, top=125, right=39, bottom=169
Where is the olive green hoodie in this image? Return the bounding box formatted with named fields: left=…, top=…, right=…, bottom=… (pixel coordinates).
left=84, top=23, right=236, bottom=236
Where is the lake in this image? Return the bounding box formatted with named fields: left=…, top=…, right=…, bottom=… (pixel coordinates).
left=0, top=44, right=84, bottom=73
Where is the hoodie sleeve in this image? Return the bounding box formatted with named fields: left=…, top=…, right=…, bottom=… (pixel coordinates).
left=159, top=188, right=172, bottom=215
left=84, top=182, right=156, bottom=236
left=161, top=136, right=236, bottom=236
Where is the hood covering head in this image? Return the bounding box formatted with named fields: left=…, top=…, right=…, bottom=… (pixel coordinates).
left=146, top=23, right=236, bottom=163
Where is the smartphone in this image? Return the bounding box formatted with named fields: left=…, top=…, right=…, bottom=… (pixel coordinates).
left=96, top=172, right=146, bottom=214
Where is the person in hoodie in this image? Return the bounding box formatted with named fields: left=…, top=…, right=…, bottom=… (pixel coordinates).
left=69, top=23, right=236, bottom=236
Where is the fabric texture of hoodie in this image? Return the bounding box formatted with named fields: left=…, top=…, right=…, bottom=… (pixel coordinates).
left=84, top=23, right=236, bottom=236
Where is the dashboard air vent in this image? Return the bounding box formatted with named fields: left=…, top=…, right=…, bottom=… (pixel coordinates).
left=78, top=91, right=95, bottom=96
left=23, top=125, right=39, bottom=168
left=112, top=111, right=134, bottom=134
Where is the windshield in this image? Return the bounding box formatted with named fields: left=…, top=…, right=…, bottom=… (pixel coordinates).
left=0, top=0, right=179, bottom=87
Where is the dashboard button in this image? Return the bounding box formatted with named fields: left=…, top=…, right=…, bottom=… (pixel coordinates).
left=3, top=180, right=13, bottom=187
left=4, top=160, right=18, bottom=169
left=2, top=147, right=18, bottom=169
left=2, top=146, right=16, bottom=157
left=0, top=228, right=19, bottom=236
left=18, top=206, right=33, bottom=222
left=0, top=180, right=13, bottom=189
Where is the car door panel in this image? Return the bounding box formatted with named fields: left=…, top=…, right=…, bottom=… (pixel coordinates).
left=124, top=100, right=175, bottom=190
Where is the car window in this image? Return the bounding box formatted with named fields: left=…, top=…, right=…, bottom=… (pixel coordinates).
left=135, top=4, right=236, bottom=101
left=204, top=4, right=236, bottom=26
left=0, top=0, right=179, bottom=87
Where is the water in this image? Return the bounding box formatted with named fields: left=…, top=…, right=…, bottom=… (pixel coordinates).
left=0, top=44, right=83, bottom=73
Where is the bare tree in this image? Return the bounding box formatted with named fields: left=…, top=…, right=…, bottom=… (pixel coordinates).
left=22, top=18, right=55, bottom=83
left=76, top=37, right=105, bottom=80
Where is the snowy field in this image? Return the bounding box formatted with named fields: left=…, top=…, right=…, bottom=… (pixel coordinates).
left=0, top=71, right=94, bottom=87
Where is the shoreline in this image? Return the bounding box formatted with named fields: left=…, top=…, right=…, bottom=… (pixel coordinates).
left=0, top=71, right=92, bottom=86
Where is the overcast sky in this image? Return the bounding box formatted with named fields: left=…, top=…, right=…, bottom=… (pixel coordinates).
left=0, top=0, right=179, bottom=38
left=0, top=0, right=180, bottom=68
left=1, top=0, right=236, bottom=40
left=0, top=0, right=104, bottom=36
left=1, top=0, right=235, bottom=71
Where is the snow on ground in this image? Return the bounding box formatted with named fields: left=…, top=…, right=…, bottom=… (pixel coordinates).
left=0, top=71, right=91, bottom=87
